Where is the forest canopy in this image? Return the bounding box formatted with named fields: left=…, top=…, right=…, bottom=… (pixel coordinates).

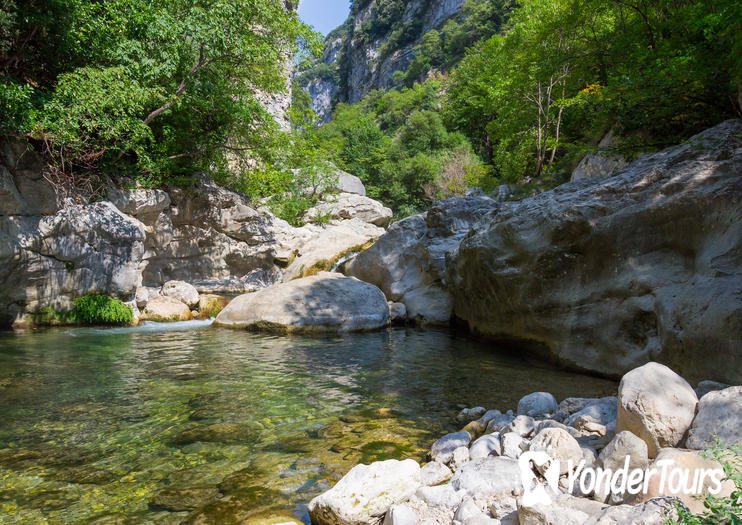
left=0, top=0, right=319, bottom=199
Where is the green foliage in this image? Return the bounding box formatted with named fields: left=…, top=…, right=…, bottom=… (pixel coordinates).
left=72, top=294, right=133, bottom=326
left=445, top=0, right=742, bottom=184
left=313, top=81, right=491, bottom=216
left=1, top=0, right=320, bottom=196
left=668, top=442, right=742, bottom=524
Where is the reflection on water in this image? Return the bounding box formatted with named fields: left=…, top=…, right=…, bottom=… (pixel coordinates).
left=0, top=324, right=616, bottom=523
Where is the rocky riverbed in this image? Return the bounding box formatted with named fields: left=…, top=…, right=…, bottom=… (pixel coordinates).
left=308, top=362, right=741, bottom=525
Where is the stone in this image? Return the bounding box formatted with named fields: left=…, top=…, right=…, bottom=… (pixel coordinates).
left=694, top=380, right=731, bottom=400
left=388, top=302, right=407, bottom=323
left=529, top=428, right=583, bottom=475
left=150, top=487, right=220, bottom=511
left=450, top=120, right=742, bottom=385
left=420, top=461, right=452, bottom=487
left=595, top=431, right=648, bottom=502
left=456, top=407, right=487, bottom=424
left=135, top=286, right=160, bottom=309
left=598, top=431, right=648, bottom=472
left=303, top=193, right=393, bottom=227
left=0, top=202, right=146, bottom=326
left=570, top=129, right=629, bottom=182
left=161, top=280, right=200, bottom=308
left=308, top=459, right=421, bottom=525
left=108, top=188, right=171, bottom=218
left=500, top=433, right=527, bottom=460
left=0, top=138, right=58, bottom=216
left=429, top=432, right=472, bottom=465
left=480, top=410, right=502, bottom=424
left=171, top=422, right=257, bottom=444
left=559, top=398, right=599, bottom=416
left=584, top=497, right=679, bottom=525
left=686, top=385, right=742, bottom=449
left=572, top=416, right=607, bottom=436
left=564, top=397, right=617, bottom=427
left=505, top=416, right=536, bottom=438
left=486, top=414, right=515, bottom=434
left=517, top=393, right=558, bottom=418
left=454, top=497, right=485, bottom=523
left=214, top=273, right=390, bottom=333
left=517, top=493, right=607, bottom=525
left=461, top=420, right=488, bottom=441
left=403, top=284, right=453, bottom=326
left=469, top=434, right=501, bottom=460
left=450, top=457, right=523, bottom=496
left=451, top=446, right=470, bottom=471
left=534, top=420, right=579, bottom=439
left=345, top=196, right=498, bottom=325
left=142, top=296, right=192, bottom=322
left=415, top=484, right=467, bottom=509
left=198, top=294, right=231, bottom=318
left=382, top=504, right=418, bottom=525
left=284, top=219, right=386, bottom=280
left=616, top=362, right=698, bottom=457
left=638, top=448, right=734, bottom=515
left=335, top=172, right=367, bottom=197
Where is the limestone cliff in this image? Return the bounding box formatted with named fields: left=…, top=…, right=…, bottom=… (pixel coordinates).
left=297, top=0, right=466, bottom=121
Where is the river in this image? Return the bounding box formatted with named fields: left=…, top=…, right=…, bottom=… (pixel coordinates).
left=0, top=322, right=616, bottom=524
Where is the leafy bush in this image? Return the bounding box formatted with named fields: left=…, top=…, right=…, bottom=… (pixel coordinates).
left=669, top=442, right=742, bottom=524
left=72, top=294, right=133, bottom=326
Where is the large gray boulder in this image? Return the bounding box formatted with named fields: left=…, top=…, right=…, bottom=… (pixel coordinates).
left=308, top=459, right=421, bottom=525
left=616, top=362, right=698, bottom=457
left=213, top=272, right=390, bottom=333
left=283, top=219, right=385, bottom=281
left=303, top=193, right=392, bottom=227
left=345, top=196, right=498, bottom=325
left=0, top=202, right=146, bottom=325
left=450, top=120, right=742, bottom=384
left=686, top=385, right=742, bottom=449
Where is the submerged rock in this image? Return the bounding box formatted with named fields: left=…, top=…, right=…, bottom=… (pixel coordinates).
left=214, top=273, right=390, bottom=333
left=150, top=487, right=220, bottom=511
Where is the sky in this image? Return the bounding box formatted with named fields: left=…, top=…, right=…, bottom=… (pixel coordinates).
left=298, top=0, right=350, bottom=36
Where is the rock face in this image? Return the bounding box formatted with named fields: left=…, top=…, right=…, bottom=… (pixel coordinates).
left=616, top=362, right=698, bottom=458
left=0, top=201, right=146, bottom=324
left=297, top=0, right=466, bottom=120
left=686, top=385, right=742, bottom=449
left=0, top=151, right=392, bottom=325
left=344, top=196, right=497, bottom=325
left=308, top=459, right=421, bottom=525
left=213, top=272, right=390, bottom=333
left=570, top=130, right=629, bottom=182
left=450, top=119, right=742, bottom=384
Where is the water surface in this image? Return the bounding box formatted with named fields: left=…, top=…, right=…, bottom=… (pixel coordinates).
left=0, top=323, right=616, bottom=524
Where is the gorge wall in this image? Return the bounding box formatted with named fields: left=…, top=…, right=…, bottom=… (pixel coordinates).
left=297, top=0, right=466, bottom=121
left=345, top=120, right=742, bottom=385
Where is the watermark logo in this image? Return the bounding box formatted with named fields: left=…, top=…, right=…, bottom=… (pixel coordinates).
left=518, top=451, right=726, bottom=505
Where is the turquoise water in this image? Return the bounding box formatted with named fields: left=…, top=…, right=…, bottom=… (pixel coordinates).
left=0, top=323, right=616, bottom=524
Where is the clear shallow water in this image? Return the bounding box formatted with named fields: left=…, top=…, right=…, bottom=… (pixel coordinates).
left=0, top=323, right=616, bottom=524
